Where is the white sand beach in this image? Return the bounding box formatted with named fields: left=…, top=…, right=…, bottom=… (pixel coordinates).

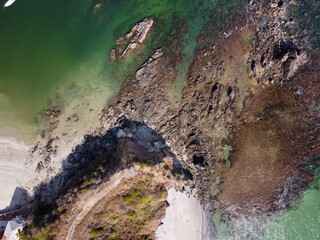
left=0, top=136, right=34, bottom=210
left=156, top=188, right=216, bottom=240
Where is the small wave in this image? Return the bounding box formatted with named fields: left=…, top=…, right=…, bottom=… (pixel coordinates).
left=0, top=136, right=29, bottom=151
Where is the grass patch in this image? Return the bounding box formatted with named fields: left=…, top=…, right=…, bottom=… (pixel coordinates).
left=124, top=188, right=142, bottom=202
left=101, top=213, right=109, bottom=221
left=57, top=205, right=64, bottom=214
left=84, top=178, right=94, bottom=187
left=81, top=188, right=89, bottom=195
left=111, top=216, right=119, bottom=223
left=126, top=210, right=137, bottom=219
left=137, top=162, right=150, bottom=167
left=217, top=145, right=233, bottom=165
left=158, top=190, right=165, bottom=200
left=244, top=33, right=256, bottom=44
left=90, top=229, right=102, bottom=238
left=110, top=229, right=119, bottom=240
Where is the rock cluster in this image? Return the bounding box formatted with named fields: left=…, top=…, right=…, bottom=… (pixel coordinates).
left=100, top=0, right=320, bottom=213
left=32, top=0, right=319, bottom=219
left=110, top=17, right=153, bottom=61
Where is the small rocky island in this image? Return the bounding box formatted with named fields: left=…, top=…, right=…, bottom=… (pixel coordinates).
left=110, top=17, right=154, bottom=62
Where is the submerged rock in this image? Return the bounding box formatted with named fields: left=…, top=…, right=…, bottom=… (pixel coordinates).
left=44, top=107, right=61, bottom=120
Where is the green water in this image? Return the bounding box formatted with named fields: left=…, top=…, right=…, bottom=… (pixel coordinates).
left=213, top=171, right=320, bottom=240
left=1, top=1, right=319, bottom=238
left=0, top=0, right=217, bottom=133
left=264, top=173, right=320, bottom=240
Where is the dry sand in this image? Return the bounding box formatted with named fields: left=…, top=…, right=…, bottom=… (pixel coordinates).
left=0, top=137, right=35, bottom=210
left=0, top=78, right=114, bottom=211
left=156, top=188, right=216, bottom=240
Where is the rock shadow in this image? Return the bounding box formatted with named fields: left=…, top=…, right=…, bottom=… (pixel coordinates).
left=0, top=187, right=32, bottom=214
left=32, top=117, right=187, bottom=206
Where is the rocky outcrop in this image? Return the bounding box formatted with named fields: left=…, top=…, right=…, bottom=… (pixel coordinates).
left=28, top=0, right=319, bottom=232
left=44, top=107, right=61, bottom=120
left=100, top=0, right=320, bottom=215
left=110, top=17, right=153, bottom=61
left=22, top=118, right=182, bottom=240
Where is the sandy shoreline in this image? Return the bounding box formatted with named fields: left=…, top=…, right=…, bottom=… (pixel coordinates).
left=0, top=85, right=113, bottom=211
left=0, top=136, right=34, bottom=210
left=156, top=188, right=216, bottom=240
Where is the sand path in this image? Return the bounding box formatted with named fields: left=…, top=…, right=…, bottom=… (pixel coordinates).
left=65, top=167, right=136, bottom=240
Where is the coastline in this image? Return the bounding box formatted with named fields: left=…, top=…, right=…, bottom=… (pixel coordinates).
left=156, top=188, right=216, bottom=240
left=0, top=80, right=114, bottom=210
left=0, top=136, right=33, bottom=210
left=0, top=0, right=319, bottom=238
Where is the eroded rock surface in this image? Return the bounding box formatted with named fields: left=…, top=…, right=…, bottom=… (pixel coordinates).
left=22, top=1, right=320, bottom=239
left=110, top=17, right=153, bottom=61
left=100, top=0, right=320, bottom=215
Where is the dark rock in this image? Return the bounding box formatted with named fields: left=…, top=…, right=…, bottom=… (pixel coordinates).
left=36, top=161, right=44, bottom=172
left=273, top=40, right=300, bottom=60
left=251, top=59, right=256, bottom=70
left=45, top=107, right=61, bottom=120
left=192, top=155, right=206, bottom=167
left=227, top=86, right=233, bottom=96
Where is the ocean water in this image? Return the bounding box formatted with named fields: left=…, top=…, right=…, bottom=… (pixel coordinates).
left=1, top=1, right=319, bottom=239
left=0, top=0, right=217, bottom=133
left=213, top=171, right=320, bottom=240
left=264, top=172, right=320, bottom=240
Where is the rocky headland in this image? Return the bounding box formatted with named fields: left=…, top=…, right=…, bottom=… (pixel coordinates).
left=5, top=0, right=320, bottom=239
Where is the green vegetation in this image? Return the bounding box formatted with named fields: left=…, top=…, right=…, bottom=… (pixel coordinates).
left=110, top=229, right=120, bottom=240
left=211, top=176, right=223, bottom=197
left=124, top=184, right=143, bottom=202
left=217, top=145, right=233, bottom=168
left=244, top=33, right=256, bottom=44
left=126, top=210, right=138, bottom=218
left=90, top=229, right=102, bottom=239
left=18, top=226, right=54, bottom=240
left=94, top=178, right=164, bottom=239
left=158, top=190, right=165, bottom=200
left=84, top=177, right=94, bottom=187
left=57, top=205, right=65, bottom=214
left=137, top=162, right=150, bottom=167
left=111, top=216, right=119, bottom=223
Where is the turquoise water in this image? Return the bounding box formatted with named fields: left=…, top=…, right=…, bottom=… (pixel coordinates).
left=1, top=1, right=319, bottom=238
left=0, top=0, right=218, bottom=132
left=213, top=171, right=320, bottom=240
left=264, top=172, right=320, bottom=240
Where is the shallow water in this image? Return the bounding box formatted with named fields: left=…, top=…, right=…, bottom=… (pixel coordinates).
left=1, top=1, right=319, bottom=239
left=264, top=173, right=320, bottom=240
left=0, top=0, right=216, bottom=133
left=213, top=171, right=320, bottom=240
